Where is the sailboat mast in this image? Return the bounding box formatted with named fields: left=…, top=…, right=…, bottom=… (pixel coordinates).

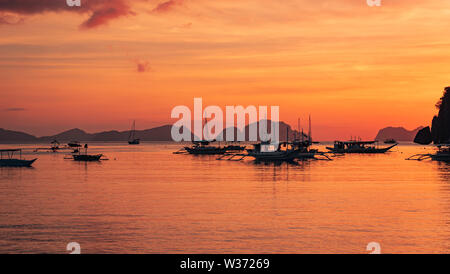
left=129, top=120, right=135, bottom=140
left=308, top=115, right=312, bottom=143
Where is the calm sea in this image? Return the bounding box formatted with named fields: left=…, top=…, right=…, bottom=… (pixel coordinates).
left=0, top=143, right=449, bottom=254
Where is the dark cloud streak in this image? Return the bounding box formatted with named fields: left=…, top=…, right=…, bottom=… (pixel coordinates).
left=4, top=108, right=27, bottom=112
left=0, top=0, right=137, bottom=29
left=152, top=0, right=183, bottom=13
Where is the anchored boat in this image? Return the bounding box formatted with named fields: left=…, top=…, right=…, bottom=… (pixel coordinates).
left=407, top=144, right=450, bottom=162
left=432, top=145, right=450, bottom=161
left=73, top=154, right=102, bottom=161
left=184, top=140, right=229, bottom=155
left=72, top=144, right=103, bottom=162
left=246, top=142, right=300, bottom=161
left=0, top=149, right=37, bottom=167
left=326, top=141, right=397, bottom=154
left=68, top=141, right=82, bottom=148
left=128, top=120, right=140, bottom=145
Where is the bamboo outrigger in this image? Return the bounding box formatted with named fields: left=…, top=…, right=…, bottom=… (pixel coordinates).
left=406, top=144, right=450, bottom=162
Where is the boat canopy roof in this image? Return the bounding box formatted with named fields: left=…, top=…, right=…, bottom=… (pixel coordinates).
left=336, top=141, right=377, bottom=145
left=193, top=140, right=216, bottom=145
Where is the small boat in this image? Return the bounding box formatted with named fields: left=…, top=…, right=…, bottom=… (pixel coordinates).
left=326, top=141, right=397, bottom=154
left=128, top=120, right=140, bottom=145
left=384, top=139, right=398, bottom=144
left=291, top=140, right=320, bottom=160
left=406, top=144, right=450, bottom=162
left=0, top=149, right=37, bottom=167
left=73, top=154, right=102, bottom=162
left=218, top=115, right=331, bottom=161
left=72, top=144, right=102, bottom=162
left=184, top=140, right=228, bottom=155
left=51, top=140, right=60, bottom=152
left=431, top=145, right=450, bottom=161
left=246, top=142, right=299, bottom=161
left=224, top=143, right=246, bottom=152
left=68, top=141, right=82, bottom=148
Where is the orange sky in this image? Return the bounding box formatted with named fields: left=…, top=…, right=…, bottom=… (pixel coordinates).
left=0, top=0, right=449, bottom=140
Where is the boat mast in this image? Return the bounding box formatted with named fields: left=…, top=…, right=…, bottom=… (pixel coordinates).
left=129, top=120, right=136, bottom=140
left=308, top=114, right=312, bottom=143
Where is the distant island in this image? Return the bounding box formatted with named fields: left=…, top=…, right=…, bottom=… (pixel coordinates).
left=375, top=126, right=424, bottom=142
left=0, top=121, right=306, bottom=144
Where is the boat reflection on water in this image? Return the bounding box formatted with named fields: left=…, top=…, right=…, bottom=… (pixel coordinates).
left=437, top=161, right=450, bottom=180
left=432, top=145, right=450, bottom=162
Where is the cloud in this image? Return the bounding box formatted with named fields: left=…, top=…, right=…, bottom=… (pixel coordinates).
left=4, top=108, right=27, bottom=112
left=0, top=12, right=24, bottom=25
left=0, top=0, right=138, bottom=29
left=152, top=0, right=184, bottom=13
left=136, top=60, right=151, bottom=72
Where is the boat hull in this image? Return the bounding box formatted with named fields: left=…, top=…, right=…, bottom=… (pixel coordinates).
left=326, top=144, right=397, bottom=154
left=431, top=154, right=450, bottom=162
left=247, top=150, right=299, bottom=161
left=128, top=139, right=140, bottom=145
left=73, top=154, right=102, bottom=162
left=185, top=147, right=228, bottom=155
left=0, top=158, right=37, bottom=167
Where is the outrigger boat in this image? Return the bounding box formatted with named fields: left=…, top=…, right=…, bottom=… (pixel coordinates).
left=218, top=140, right=332, bottom=162
left=223, top=143, right=246, bottom=152
left=406, top=144, right=450, bottom=162
left=218, top=116, right=332, bottom=161
left=68, top=141, right=82, bottom=148
left=72, top=144, right=103, bottom=161
left=0, top=149, right=37, bottom=167
left=183, top=140, right=229, bottom=155
left=246, top=142, right=300, bottom=161
left=326, top=141, right=397, bottom=154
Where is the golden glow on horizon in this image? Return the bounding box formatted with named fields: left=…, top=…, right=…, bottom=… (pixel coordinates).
left=0, top=0, right=449, bottom=139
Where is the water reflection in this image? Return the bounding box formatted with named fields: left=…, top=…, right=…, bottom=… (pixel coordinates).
left=437, top=161, right=450, bottom=181
left=1, top=143, right=450, bottom=253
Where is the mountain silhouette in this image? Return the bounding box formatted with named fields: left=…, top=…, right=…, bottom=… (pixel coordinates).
left=0, top=128, right=37, bottom=143
left=0, top=121, right=310, bottom=144
left=375, top=126, right=423, bottom=142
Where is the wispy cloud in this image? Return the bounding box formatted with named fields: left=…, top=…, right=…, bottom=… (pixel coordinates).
left=152, top=0, right=184, bottom=13
left=4, top=108, right=27, bottom=112
left=0, top=12, right=24, bottom=25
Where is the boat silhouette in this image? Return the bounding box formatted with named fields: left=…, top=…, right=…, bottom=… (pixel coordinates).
left=128, top=120, right=140, bottom=145
left=326, top=140, right=397, bottom=154
left=0, top=149, right=37, bottom=167
left=72, top=144, right=102, bottom=162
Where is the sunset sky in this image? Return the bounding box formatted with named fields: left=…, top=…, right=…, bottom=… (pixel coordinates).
left=1, top=0, right=449, bottom=140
